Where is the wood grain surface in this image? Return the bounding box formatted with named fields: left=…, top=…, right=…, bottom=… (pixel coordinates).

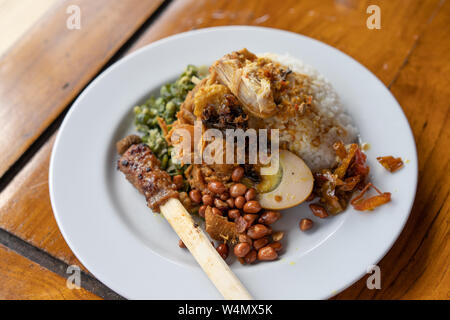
left=0, top=132, right=88, bottom=270
left=0, top=0, right=165, bottom=178
left=0, top=244, right=100, bottom=299
left=0, top=0, right=57, bottom=57
left=0, top=0, right=448, bottom=299
left=129, top=0, right=440, bottom=86
left=335, top=0, right=449, bottom=299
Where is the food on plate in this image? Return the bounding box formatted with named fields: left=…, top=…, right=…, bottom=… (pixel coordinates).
left=350, top=183, right=392, bottom=211
left=117, top=48, right=394, bottom=265
left=377, top=156, right=404, bottom=172
left=257, top=149, right=314, bottom=210
left=212, top=49, right=278, bottom=118
left=133, top=65, right=207, bottom=176
left=116, top=134, right=141, bottom=155
left=299, top=218, right=313, bottom=231
left=212, top=50, right=358, bottom=172
left=310, top=142, right=370, bottom=215
left=117, top=142, right=178, bottom=212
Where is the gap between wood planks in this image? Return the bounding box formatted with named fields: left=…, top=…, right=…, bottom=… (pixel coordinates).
left=0, top=0, right=173, bottom=299
left=0, top=228, right=124, bottom=299
left=0, top=0, right=173, bottom=196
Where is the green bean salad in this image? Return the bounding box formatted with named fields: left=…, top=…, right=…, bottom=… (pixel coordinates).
left=133, top=65, right=206, bottom=177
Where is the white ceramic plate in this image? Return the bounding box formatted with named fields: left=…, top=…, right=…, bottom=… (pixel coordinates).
left=49, top=26, right=417, bottom=299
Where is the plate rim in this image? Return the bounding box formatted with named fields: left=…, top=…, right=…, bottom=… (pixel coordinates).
left=49, top=25, right=418, bottom=299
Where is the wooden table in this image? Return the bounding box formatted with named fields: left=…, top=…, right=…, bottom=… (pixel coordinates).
left=0, top=0, right=448, bottom=300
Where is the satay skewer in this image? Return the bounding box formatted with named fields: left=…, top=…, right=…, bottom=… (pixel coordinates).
left=117, top=138, right=252, bottom=300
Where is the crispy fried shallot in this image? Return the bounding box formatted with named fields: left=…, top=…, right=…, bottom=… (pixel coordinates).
left=338, top=175, right=361, bottom=192
left=377, top=156, right=404, bottom=172
left=334, top=143, right=358, bottom=179
left=313, top=142, right=375, bottom=215
left=351, top=183, right=391, bottom=211
left=348, top=147, right=370, bottom=189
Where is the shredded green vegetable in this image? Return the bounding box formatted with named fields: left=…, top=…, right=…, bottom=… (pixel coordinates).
left=133, top=65, right=205, bottom=177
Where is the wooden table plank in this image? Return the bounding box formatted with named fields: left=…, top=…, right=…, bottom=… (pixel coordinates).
left=0, top=243, right=101, bottom=299
left=0, top=0, right=447, bottom=299
left=0, top=0, right=58, bottom=57
left=0, top=0, right=165, bottom=178
left=0, top=132, right=87, bottom=270
left=129, top=0, right=440, bottom=86
left=335, top=0, right=450, bottom=299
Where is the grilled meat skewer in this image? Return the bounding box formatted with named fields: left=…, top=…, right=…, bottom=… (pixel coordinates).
left=117, top=142, right=178, bottom=212
left=116, top=136, right=252, bottom=300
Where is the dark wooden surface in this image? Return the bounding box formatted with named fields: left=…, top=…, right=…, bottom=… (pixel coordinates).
left=0, top=0, right=448, bottom=299
left=0, top=0, right=164, bottom=178
left=0, top=243, right=100, bottom=299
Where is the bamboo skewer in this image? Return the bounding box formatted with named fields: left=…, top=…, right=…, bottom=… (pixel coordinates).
left=116, top=139, right=251, bottom=299
left=160, top=198, right=253, bottom=300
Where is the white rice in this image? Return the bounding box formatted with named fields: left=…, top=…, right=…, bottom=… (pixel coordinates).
left=258, top=53, right=358, bottom=171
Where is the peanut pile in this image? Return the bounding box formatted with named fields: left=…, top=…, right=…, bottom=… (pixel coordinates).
left=181, top=166, right=283, bottom=264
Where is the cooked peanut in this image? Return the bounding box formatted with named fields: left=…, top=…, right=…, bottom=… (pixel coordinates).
left=228, top=209, right=240, bottom=220
left=245, top=188, right=257, bottom=201
left=247, top=224, right=272, bottom=239
left=173, top=175, right=184, bottom=189
left=220, top=192, right=230, bottom=201
left=257, top=246, right=278, bottom=261
left=253, top=237, right=269, bottom=250
left=189, top=189, right=202, bottom=203
left=244, top=249, right=257, bottom=264
left=179, top=192, right=192, bottom=209
left=258, top=211, right=281, bottom=225
left=309, top=203, right=329, bottom=218
left=235, top=216, right=249, bottom=233
left=229, top=183, right=247, bottom=198
left=272, top=231, right=284, bottom=241
left=267, top=241, right=283, bottom=252
left=226, top=197, right=235, bottom=208
left=243, top=214, right=258, bottom=226
left=198, top=205, right=207, bottom=218
left=214, top=198, right=228, bottom=209
left=238, top=234, right=253, bottom=246
left=231, top=167, right=245, bottom=182
left=243, top=200, right=262, bottom=213
left=234, top=196, right=246, bottom=209
left=216, top=243, right=229, bottom=260
left=202, top=194, right=213, bottom=206
left=300, top=218, right=313, bottom=231
left=208, top=181, right=226, bottom=194
left=234, top=242, right=251, bottom=258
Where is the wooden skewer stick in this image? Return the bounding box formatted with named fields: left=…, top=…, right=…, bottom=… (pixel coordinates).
left=116, top=139, right=251, bottom=299
left=160, top=198, right=253, bottom=300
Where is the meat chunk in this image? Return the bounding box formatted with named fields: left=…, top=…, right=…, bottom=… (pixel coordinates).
left=211, top=48, right=277, bottom=118
left=212, top=48, right=313, bottom=119
left=117, top=143, right=178, bottom=212
left=201, top=94, right=248, bottom=132
left=116, top=134, right=141, bottom=155
left=205, top=206, right=238, bottom=243
left=187, top=165, right=207, bottom=192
